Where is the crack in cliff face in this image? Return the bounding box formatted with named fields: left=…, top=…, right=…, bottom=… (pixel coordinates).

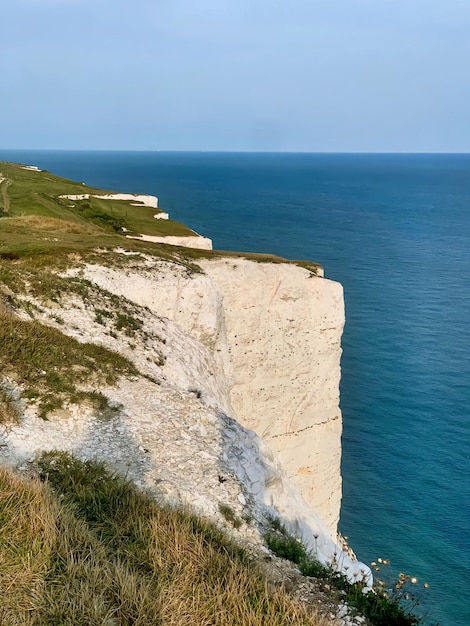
left=269, top=279, right=282, bottom=304
left=268, top=414, right=341, bottom=439
left=287, top=391, right=310, bottom=434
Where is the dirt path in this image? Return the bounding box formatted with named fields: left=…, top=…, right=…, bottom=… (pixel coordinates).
left=0, top=176, right=11, bottom=214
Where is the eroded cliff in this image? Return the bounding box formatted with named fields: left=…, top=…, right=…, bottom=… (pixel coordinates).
left=201, top=258, right=344, bottom=536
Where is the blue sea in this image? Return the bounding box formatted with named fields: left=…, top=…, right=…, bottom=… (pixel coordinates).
left=1, top=150, right=469, bottom=626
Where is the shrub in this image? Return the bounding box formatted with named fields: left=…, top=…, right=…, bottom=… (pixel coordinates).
left=218, top=503, right=242, bottom=529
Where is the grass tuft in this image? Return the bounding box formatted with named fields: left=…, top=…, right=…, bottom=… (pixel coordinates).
left=218, top=502, right=243, bottom=529
left=0, top=384, right=21, bottom=424
left=0, top=467, right=58, bottom=622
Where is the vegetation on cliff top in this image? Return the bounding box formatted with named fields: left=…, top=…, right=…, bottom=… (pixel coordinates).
left=0, top=161, right=322, bottom=274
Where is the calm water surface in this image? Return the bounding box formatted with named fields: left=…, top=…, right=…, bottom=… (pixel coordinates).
left=1, top=150, right=469, bottom=626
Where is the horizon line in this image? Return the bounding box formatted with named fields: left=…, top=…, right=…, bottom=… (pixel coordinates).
left=1, top=148, right=470, bottom=156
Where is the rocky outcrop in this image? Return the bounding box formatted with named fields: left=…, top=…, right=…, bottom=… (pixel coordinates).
left=60, top=192, right=159, bottom=208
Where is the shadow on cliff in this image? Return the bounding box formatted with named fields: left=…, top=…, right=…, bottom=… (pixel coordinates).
left=216, top=410, right=372, bottom=586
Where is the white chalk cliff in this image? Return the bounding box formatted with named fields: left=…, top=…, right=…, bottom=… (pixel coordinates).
left=200, top=258, right=344, bottom=536
left=74, top=257, right=344, bottom=535
left=0, top=201, right=370, bottom=585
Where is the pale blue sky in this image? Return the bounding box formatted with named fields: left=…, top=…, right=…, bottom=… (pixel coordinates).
left=2, top=0, right=469, bottom=152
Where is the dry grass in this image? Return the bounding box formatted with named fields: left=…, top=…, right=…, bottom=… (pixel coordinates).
left=148, top=509, right=319, bottom=626
left=4, top=214, right=97, bottom=235
left=0, top=468, right=57, bottom=623
left=0, top=386, right=21, bottom=424
left=0, top=454, right=334, bottom=625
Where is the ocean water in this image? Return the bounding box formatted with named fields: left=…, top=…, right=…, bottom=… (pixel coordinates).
left=1, top=150, right=469, bottom=626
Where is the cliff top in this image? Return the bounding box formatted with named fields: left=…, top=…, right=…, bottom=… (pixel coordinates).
left=0, top=161, right=323, bottom=275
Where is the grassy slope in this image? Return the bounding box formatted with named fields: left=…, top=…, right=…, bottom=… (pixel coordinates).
left=0, top=453, right=329, bottom=626
left=0, top=161, right=194, bottom=231
left=0, top=162, right=198, bottom=259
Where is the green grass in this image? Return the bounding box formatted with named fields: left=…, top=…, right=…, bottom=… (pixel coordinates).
left=264, top=522, right=330, bottom=579
left=0, top=161, right=323, bottom=276
left=0, top=385, right=21, bottom=423
left=0, top=303, right=138, bottom=419
left=0, top=161, right=197, bottom=245
left=115, top=311, right=143, bottom=336
left=0, top=453, right=331, bottom=625
left=0, top=161, right=199, bottom=274
left=218, top=503, right=243, bottom=529
left=68, top=195, right=196, bottom=237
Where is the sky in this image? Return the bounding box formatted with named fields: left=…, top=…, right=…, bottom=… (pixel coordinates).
left=2, top=0, right=470, bottom=152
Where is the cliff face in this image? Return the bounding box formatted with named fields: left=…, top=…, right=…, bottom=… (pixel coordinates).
left=71, top=255, right=344, bottom=536
left=200, top=259, right=344, bottom=536
left=1, top=253, right=370, bottom=585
